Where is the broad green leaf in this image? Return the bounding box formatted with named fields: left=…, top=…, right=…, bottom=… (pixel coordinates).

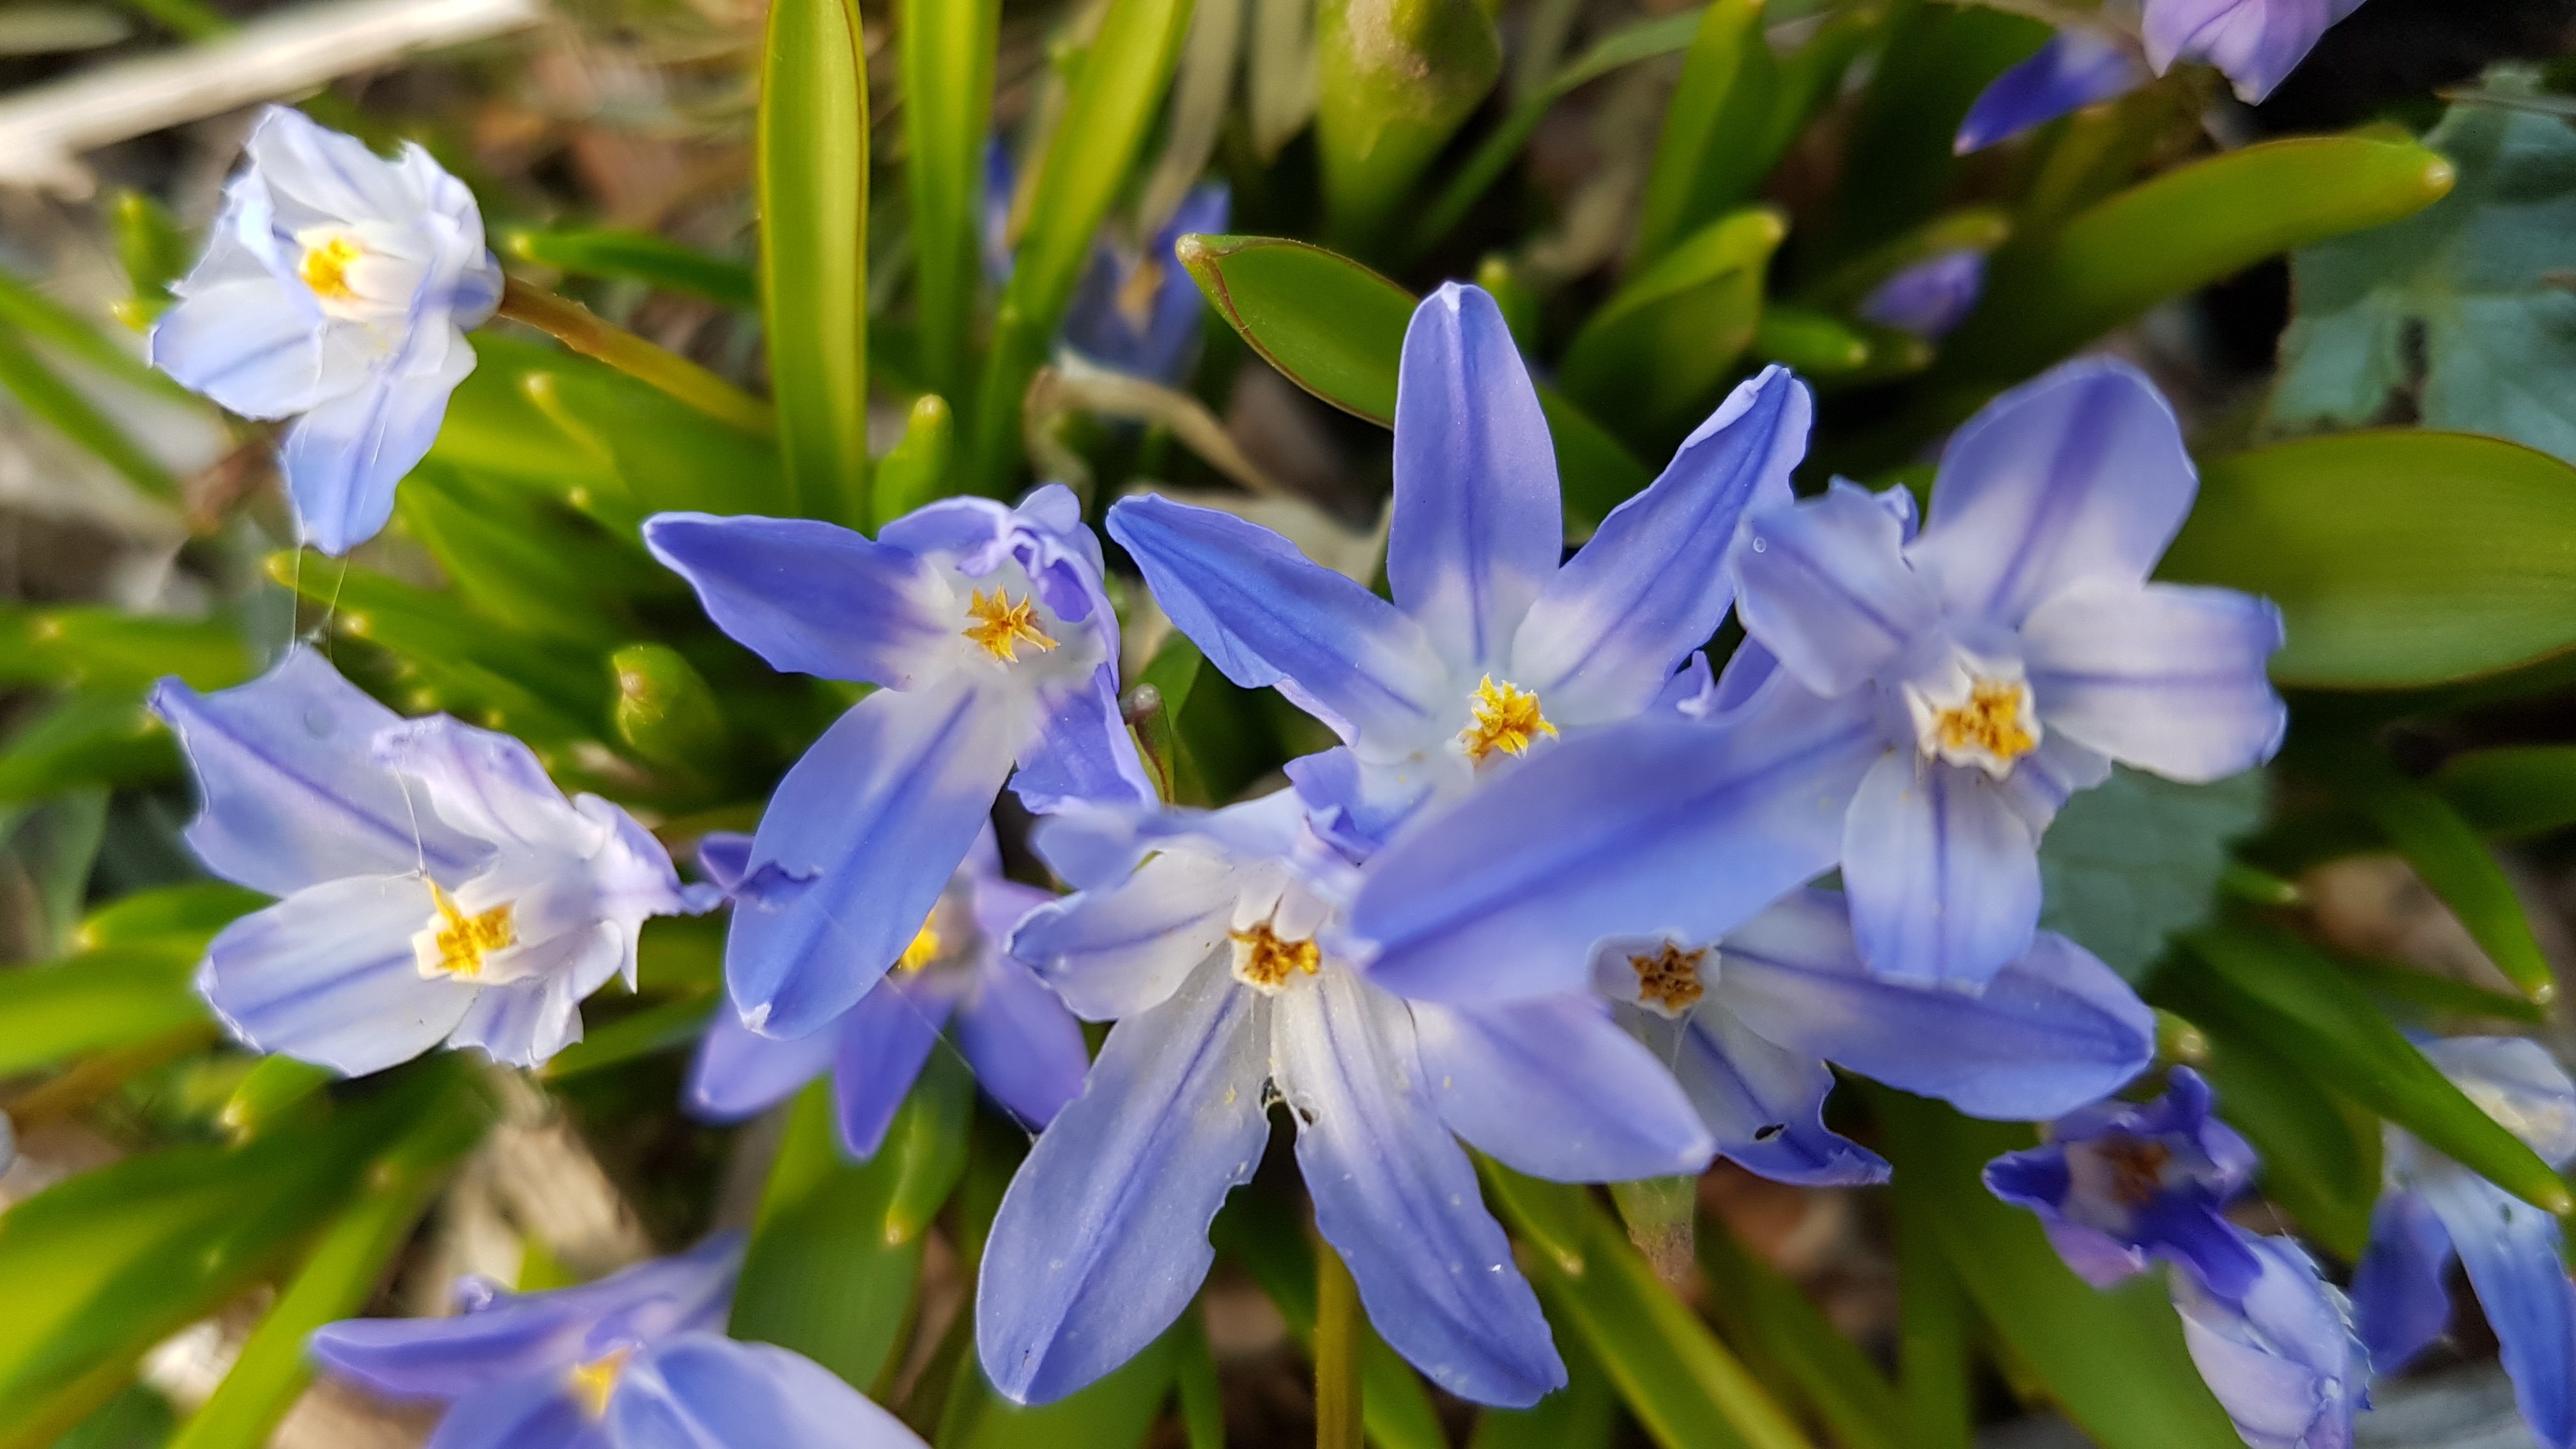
left=2434, top=745, right=2576, bottom=839
left=2192, top=1028, right=2378, bottom=1259
left=1634, top=0, right=1768, bottom=269
left=1559, top=208, right=1784, bottom=443
left=1870, top=1091, right=2243, bottom=1448
left=873, top=394, right=958, bottom=530
left=2035, top=767, right=2268, bottom=981
left=0, top=606, right=249, bottom=693
left=75, top=882, right=264, bottom=954
left=2325, top=746, right=2554, bottom=1000
left=0, top=320, right=178, bottom=501
left=758, top=0, right=869, bottom=521
left=610, top=643, right=730, bottom=774
left=2162, top=430, right=2576, bottom=687
left=2273, top=88, right=2576, bottom=464
left=503, top=227, right=757, bottom=310
left=0, top=692, right=177, bottom=803
left=166, top=1067, right=491, bottom=1449
left=2162, top=919, right=2570, bottom=1215
left=1315, top=0, right=1499, bottom=252
left=968, top=0, right=1193, bottom=491
left=0, top=942, right=201, bottom=1077
left=899, top=0, right=1000, bottom=403
left=1697, top=1218, right=1903, bottom=1449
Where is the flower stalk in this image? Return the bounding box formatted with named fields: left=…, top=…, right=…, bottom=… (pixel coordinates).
left=1314, top=1233, right=1364, bottom=1449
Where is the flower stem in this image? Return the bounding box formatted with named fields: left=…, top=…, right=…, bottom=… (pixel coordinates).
left=1314, top=1232, right=1363, bottom=1449
left=494, top=277, right=774, bottom=436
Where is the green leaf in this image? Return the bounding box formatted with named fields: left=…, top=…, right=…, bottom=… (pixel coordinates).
left=873, top=393, right=958, bottom=529
left=2161, top=919, right=2570, bottom=1215
left=2161, top=430, right=2576, bottom=687
left=0, top=606, right=249, bottom=693
left=1558, top=208, right=1784, bottom=443
left=2035, top=767, right=2268, bottom=981
left=1315, top=0, right=1499, bottom=252
left=397, top=474, right=633, bottom=652
left=1473, top=1156, right=1588, bottom=1276
left=0, top=692, right=177, bottom=803
left=2273, top=89, right=2576, bottom=464
left=2323, top=746, right=2554, bottom=1000
left=0, top=319, right=178, bottom=501
left=2191, top=1028, right=2378, bottom=1259
left=1867, top=1089, right=2244, bottom=1449
left=611, top=643, right=730, bottom=774
left=969, top=0, right=1194, bottom=491
left=898, top=0, right=1000, bottom=403
left=75, top=882, right=264, bottom=954
left=1827, top=3, right=2043, bottom=263
left=0, top=267, right=192, bottom=404
left=1634, top=0, right=1769, bottom=269
left=539, top=991, right=717, bottom=1081
left=0, top=943, right=201, bottom=1077
left=881, top=1050, right=975, bottom=1246
left=1889, top=1158, right=1971, bottom=1449
left=2434, top=745, right=2576, bottom=839
left=757, top=0, right=870, bottom=521
left=109, top=189, right=190, bottom=325
left=1696, top=1218, right=1904, bottom=1449
left=216, top=1055, right=336, bottom=1141
left=1467, top=1334, right=1615, bottom=1449
left=937, top=1327, right=1174, bottom=1449
left=503, top=227, right=757, bottom=310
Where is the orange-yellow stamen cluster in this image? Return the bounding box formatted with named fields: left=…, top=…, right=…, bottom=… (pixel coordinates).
left=564, top=1347, right=632, bottom=1420
left=1230, top=922, right=1321, bottom=990
left=1457, top=675, right=1556, bottom=763
left=299, top=234, right=364, bottom=302
left=1932, top=679, right=2037, bottom=764
left=896, top=917, right=944, bottom=974
left=428, top=882, right=514, bottom=977
left=1630, top=944, right=1708, bottom=1013
left=963, top=588, right=1057, bottom=663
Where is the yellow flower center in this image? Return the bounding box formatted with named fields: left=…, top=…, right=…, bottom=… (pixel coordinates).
left=962, top=588, right=1057, bottom=663
left=427, top=882, right=515, bottom=977
left=564, top=1346, right=632, bottom=1420
left=1457, top=675, right=1556, bottom=763
left=1630, top=944, right=1707, bottom=1015
left=298, top=234, right=365, bottom=303
left=896, top=916, right=943, bottom=974
left=1230, top=921, right=1321, bottom=992
left=1929, top=677, right=2039, bottom=766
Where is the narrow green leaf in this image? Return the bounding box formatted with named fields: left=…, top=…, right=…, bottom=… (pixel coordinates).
left=539, top=991, right=718, bottom=1081
left=1751, top=304, right=1873, bottom=377
left=937, top=1328, right=1174, bottom=1449
left=1634, top=0, right=1768, bottom=269
left=881, top=1050, right=975, bottom=1246
left=0, top=606, right=249, bottom=693
left=0, top=321, right=178, bottom=500
left=1539, top=387, right=1657, bottom=530
left=900, top=0, right=1000, bottom=404
left=503, top=227, right=757, bottom=310
left=2165, top=919, right=2570, bottom=1215
left=1889, top=1158, right=1971, bottom=1449
left=969, top=0, right=1194, bottom=492
left=1474, top=1156, right=1588, bottom=1275
left=0, top=266, right=193, bottom=402
left=0, top=692, right=178, bottom=803
left=2192, top=1027, right=2378, bottom=1259
left=2436, top=745, right=2576, bottom=839
left=1697, top=1218, right=1904, bottom=1449
left=1171, top=1310, right=1224, bottom=1449
left=397, top=477, right=630, bottom=651
left=2162, top=431, right=2576, bottom=688
left=75, top=882, right=264, bottom=954
left=0, top=943, right=201, bottom=1077
left=1315, top=1234, right=1365, bottom=1449
left=1559, top=208, right=1784, bottom=442
left=873, top=393, right=958, bottom=528
left=217, top=1055, right=336, bottom=1141
left=1315, top=0, right=1499, bottom=253
left=2327, top=747, right=2554, bottom=1000
left=1827, top=3, right=2043, bottom=263
left=1868, top=1089, right=2246, bottom=1449
left=1467, top=1333, right=1615, bottom=1449
left=758, top=0, right=870, bottom=521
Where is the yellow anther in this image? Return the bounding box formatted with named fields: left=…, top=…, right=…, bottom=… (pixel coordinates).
left=298, top=234, right=364, bottom=302
left=1230, top=922, right=1321, bottom=992
left=427, top=882, right=514, bottom=978
left=1630, top=944, right=1707, bottom=1015
left=962, top=588, right=1057, bottom=663
left=564, top=1347, right=632, bottom=1420
left=896, top=917, right=943, bottom=974
left=1930, top=678, right=2038, bottom=765
left=1457, top=676, right=1556, bottom=763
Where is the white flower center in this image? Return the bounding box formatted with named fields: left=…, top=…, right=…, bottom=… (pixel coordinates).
left=292, top=224, right=424, bottom=322
left=413, top=881, right=515, bottom=979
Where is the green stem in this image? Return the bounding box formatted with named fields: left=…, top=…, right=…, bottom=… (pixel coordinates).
left=494, top=277, right=774, bottom=436
left=1314, top=1232, right=1363, bottom=1449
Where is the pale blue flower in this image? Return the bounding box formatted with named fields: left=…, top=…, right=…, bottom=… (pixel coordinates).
left=2146, top=0, right=2368, bottom=104
left=2174, top=1233, right=2369, bottom=1449
left=151, top=105, right=502, bottom=555
left=153, top=651, right=710, bottom=1075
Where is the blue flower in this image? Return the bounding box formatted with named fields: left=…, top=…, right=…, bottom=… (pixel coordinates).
left=1110, top=280, right=1805, bottom=847
left=979, top=785, right=1715, bottom=1409
left=1984, top=1067, right=2264, bottom=1299
left=309, top=1234, right=926, bottom=1448
left=2352, top=1037, right=2576, bottom=1449
left=683, top=827, right=1087, bottom=1159
left=1955, top=31, right=2149, bottom=154
left=152, top=651, right=710, bottom=1075
left=1595, top=888, right=2154, bottom=1187
left=150, top=105, right=502, bottom=556
left=2174, top=1232, right=2369, bottom=1449
left=983, top=139, right=1228, bottom=385
left=1859, top=250, right=1989, bottom=339
left=1352, top=358, right=2285, bottom=999
left=2145, top=0, right=2368, bottom=105
left=645, top=486, right=1154, bottom=1041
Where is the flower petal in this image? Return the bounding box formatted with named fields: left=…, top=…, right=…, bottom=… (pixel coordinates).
left=1512, top=367, right=1809, bottom=726
left=2422, top=1036, right=2576, bottom=1167
left=1954, top=31, right=2149, bottom=154
left=1107, top=494, right=1448, bottom=746
left=685, top=1006, right=836, bottom=1124
left=148, top=275, right=342, bottom=419
left=241, top=104, right=425, bottom=228
left=1637, top=1006, right=1889, bottom=1186
left=832, top=979, right=953, bottom=1160
left=281, top=339, right=475, bottom=557
left=199, top=873, right=479, bottom=1076
left=447, top=966, right=590, bottom=1070
left=2350, top=1189, right=2456, bottom=1375
left=418, top=1372, right=602, bottom=1449
left=1010, top=664, right=1158, bottom=813
left=977, top=960, right=1269, bottom=1405
left=1354, top=678, right=1881, bottom=1004
left=372, top=715, right=591, bottom=855
left=1717, top=891, right=2154, bottom=1119
left=2143, top=0, right=2359, bottom=103
left=608, top=1333, right=928, bottom=1448
left=2421, top=1168, right=2576, bottom=1449
left=2022, top=580, right=2285, bottom=783
left=956, top=948, right=1091, bottom=1131
left=1387, top=283, right=1563, bottom=675
left=153, top=650, right=487, bottom=896
left=1412, top=995, right=1713, bottom=1183
left=726, top=680, right=1018, bottom=1040
left=1007, top=847, right=1237, bottom=1020
left=643, top=514, right=954, bottom=690
left=1732, top=481, right=1936, bottom=698
left=1841, top=753, right=2041, bottom=988
left=1859, top=250, right=1989, bottom=338
left=1909, top=357, right=2198, bottom=626
left=2172, top=1232, right=2364, bottom=1449
left=1274, top=969, right=1565, bottom=1406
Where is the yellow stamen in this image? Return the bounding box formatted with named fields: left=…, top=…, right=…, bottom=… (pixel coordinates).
left=896, top=917, right=943, bottom=974
left=1457, top=675, right=1556, bottom=763
left=962, top=588, right=1057, bottom=663
left=1230, top=922, right=1321, bottom=991
left=428, top=882, right=514, bottom=978
left=1931, top=678, right=2037, bottom=764
left=299, top=235, right=364, bottom=302
left=564, top=1347, right=632, bottom=1420
left=1630, top=944, right=1707, bottom=1014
